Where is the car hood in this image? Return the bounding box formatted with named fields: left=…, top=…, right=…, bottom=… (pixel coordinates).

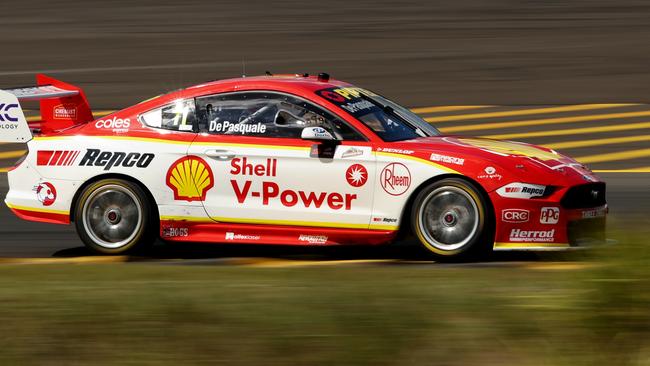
left=392, top=136, right=601, bottom=187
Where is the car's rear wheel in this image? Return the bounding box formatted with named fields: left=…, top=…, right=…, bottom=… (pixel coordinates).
left=75, top=179, right=156, bottom=254
left=411, top=178, right=490, bottom=259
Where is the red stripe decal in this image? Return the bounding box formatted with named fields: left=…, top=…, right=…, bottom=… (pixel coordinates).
left=37, top=151, right=54, bottom=166
left=57, top=151, right=71, bottom=166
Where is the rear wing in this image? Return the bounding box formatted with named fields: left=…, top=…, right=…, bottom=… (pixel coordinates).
left=0, top=74, right=93, bottom=142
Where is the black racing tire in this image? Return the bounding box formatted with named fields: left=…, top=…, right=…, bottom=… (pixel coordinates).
left=74, top=179, right=157, bottom=255
left=410, top=177, right=491, bottom=259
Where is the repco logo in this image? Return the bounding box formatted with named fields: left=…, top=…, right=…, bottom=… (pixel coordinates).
left=380, top=163, right=411, bottom=196
left=79, top=149, right=154, bottom=171
left=502, top=209, right=530, bottom=223
left=0, top=103, right=19, bottom=122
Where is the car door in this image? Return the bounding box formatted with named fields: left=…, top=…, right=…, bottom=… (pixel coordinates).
left=187, top=91, right=376, bottom=229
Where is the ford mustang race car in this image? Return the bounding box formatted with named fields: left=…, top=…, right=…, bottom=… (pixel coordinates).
left=0, top=73, right=607, bottom=257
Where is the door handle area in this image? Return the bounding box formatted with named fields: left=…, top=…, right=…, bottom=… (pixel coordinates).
left=205, top=149, right=236, bottom=160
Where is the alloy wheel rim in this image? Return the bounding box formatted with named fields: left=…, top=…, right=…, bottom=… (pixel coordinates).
left=418, top=186, right=480, bottom=252
left=82, top=184, right=143, bottom=249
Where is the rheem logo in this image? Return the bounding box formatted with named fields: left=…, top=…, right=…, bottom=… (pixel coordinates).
left=502, top=209, right=530, bottom=223
left=380, top=163, right=411, bottom=196
left=540, top=207, right=560, bottom=224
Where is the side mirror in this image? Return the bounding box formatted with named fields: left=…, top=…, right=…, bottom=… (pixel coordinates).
left=301, top=126, right=336, bottom=141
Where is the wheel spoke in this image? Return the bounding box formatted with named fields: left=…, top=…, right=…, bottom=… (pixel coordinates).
left=82, top=184, right=143, bottom=249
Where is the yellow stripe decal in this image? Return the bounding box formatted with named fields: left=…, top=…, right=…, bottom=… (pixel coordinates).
left=161, top=215, right=397, bottom=231
left=5, top=203, right=69, bottom=215
left=426, top=103, right=637, bottom=123
left=494, top=242, right=570, bottom=249
left=0, top=167, right=10, bottom=173
left=374, top=151, right=459, bottom=174
left=33, top=135, right=312, bottom=151
left=439, top=110, right=650, bottom=133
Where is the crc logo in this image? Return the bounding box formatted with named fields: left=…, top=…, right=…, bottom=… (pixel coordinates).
left=380, top=162, right=411, bottom=196
left=502, top=209, right=530, bottom=223
left=540, top=207, right=560, bottom=224
left=0, top=103, right=19, bottom=122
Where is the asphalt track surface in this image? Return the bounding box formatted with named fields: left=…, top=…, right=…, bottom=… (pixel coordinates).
left=0, top=0, right=649, bottom=259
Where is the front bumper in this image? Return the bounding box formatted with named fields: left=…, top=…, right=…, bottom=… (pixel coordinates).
left=490, top=182, right=608, bottom=251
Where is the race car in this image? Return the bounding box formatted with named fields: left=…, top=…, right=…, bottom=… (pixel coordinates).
left=0, top=73, right=607, bottom=257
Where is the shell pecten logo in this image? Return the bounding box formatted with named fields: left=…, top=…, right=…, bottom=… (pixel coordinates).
left=166, top=156, right=214, bottom=201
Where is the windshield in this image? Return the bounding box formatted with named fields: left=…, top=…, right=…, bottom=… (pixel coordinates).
left=316, top=87, right=440, bottom=142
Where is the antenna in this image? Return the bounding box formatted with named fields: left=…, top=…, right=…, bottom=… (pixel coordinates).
left=242, top=58, right=246, bottom=78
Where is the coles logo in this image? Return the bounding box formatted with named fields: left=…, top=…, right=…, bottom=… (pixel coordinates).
left=34, top=182, right=56, bottom=206
left=502, top=209, right=530, bottom=223
left=380, top=163, right=411, bottom=196
left=540, top=207, right=560, bottom=224
left=53, top=104, right=77, bottom=120
left=346, top=164, right=368, bottom=187
left=95, top=116, right=130, bottom=130
left=166, top=156, right=214, bottom=202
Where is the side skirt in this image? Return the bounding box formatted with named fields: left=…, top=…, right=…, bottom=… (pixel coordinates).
left=160, top=219, right=398, bottom=246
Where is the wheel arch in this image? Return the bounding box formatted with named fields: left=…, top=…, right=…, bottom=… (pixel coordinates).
left=69, top=173, right=160, bottom=223
left=397, top=174, right=496, bottom=241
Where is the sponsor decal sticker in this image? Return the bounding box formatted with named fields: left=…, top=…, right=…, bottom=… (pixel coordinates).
left=298, top=234, right=328, bottom=244
left=167, top=156, right=214, bottom=202
left=162, top=227, right=189, bottom=238
left=341, top=147, right=364, bottom=158
left=53, top=104, right=78, bottom=120
left=230, top=158, right=358, bottom=210
left=0, top=103, right=19, bottom=128
left=372, top=217, right=398, bottom=223
left=582, top=207, right=607, bottom=219
left=33, top=182, right=56, bottom=206
left=496, top=183, right=547, bottom=199
left=377, top=147, right=414, bottom=155
left=502, top=209, right=530, bottom=223
left=509, top=229, right=555, bottom=242
left=79, top=149, right=154, bottom=170
left=346, top=164, right=368, bottom=187
left=37, top=150, right=80, bottom=166
left=95, top=116, right=130, bottom=132
left=380, top=163, right=411, bottom=196
left=209, top=120, right=266, bottom=134
left=540, top=207, right=560, bottom=224
left=429, top=153, right=464, bottom=165
left=225, top=232, right=260, bottom=241
left=477, top=166, right=502, bottom=180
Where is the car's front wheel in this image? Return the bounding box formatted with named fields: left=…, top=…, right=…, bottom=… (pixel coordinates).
left=411, top=178, right=490, bottom=259
left=74, top=179, right=157, bottom=254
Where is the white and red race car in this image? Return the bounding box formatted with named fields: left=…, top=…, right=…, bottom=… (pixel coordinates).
left=0, top=74, right=607, bottom=257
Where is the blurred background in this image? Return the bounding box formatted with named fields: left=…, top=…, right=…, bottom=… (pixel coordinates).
left=0, top=1, right=648, bottom=365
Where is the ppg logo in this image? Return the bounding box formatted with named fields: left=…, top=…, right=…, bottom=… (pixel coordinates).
left=0, top=103, right=18, bottom=122
left=540, top=207, right=560, bottom=224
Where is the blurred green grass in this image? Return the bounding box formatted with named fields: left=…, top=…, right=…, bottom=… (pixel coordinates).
left=0, top=235, right=647, bottom=366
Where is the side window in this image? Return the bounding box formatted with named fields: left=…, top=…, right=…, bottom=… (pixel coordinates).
left=195, top=92, right=365, bottom=141
left=139, top=99, right=197, bottom=132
